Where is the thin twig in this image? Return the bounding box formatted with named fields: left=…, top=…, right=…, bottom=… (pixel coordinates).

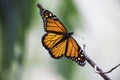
left=100, top=64, right=120, bottom=74
left=82, top=45, right=111, bottom=80
left=84, top=53, right=111, bottom=80
left=83, top=45, right=120, bottom=79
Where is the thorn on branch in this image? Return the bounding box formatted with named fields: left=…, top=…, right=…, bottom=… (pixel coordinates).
left=94, top=64, right=120, bottom=74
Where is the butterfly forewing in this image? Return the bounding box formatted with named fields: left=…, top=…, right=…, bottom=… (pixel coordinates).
left=66, top=37, right=79, bottom=57
left=41, top=10, right=67, bottom=33
left=66, top=37, right=86, bottom=66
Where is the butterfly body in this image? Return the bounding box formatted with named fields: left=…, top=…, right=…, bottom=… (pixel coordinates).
left=37, top=3, right=86, bottom=66
left=52, top=32, right=73, bottom=47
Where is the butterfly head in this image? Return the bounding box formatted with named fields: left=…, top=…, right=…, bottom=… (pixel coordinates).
left=65, top=32, right=73, bottom=38
left=68, top=32, right=73, bottom=35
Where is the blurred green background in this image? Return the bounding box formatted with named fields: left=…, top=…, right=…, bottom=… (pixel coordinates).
left=0, top=0, right=84, bottom=80
left=0, top=0, right=120, bottom=80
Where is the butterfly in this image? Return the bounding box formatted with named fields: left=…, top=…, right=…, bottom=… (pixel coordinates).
left=37, top=3, right=86, bottom=66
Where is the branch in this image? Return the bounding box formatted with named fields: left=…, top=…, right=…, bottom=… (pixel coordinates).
left=99, top=64, right=120, bottom=74
left=84, top=53, right=111, bottom=80
left=82, top=45, right=120, bottom=80
left=82, top=45, right=111, bottom=80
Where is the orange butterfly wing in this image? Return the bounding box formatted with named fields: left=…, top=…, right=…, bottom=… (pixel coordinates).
left=50, top=39, right=67, bottom=58
left=39, top=5, right=67, bottom=58
left=65, top=37, right=85, bottom=66
left=40, top=9, right=67, bottom=33
left=37, top=4, right=86, bottom=66
left=42, top=33, right=67, bottom=58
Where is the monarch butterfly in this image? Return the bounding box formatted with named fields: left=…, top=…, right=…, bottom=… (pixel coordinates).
left=37, top=3, right=86, bottom=66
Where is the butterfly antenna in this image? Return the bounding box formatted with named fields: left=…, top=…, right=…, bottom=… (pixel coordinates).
left=74, top=33, right=84, bottom=40
left=37, top=3, right=44, bottom=11
left=73, top=25, right=85, bottom=40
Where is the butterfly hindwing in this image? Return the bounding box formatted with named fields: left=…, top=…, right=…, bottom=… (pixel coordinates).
left=66, top=37, right=86, bottom=66
left=42, top=33, right=63, bottom=50
left=65, top=37, right=80, bottom=58
left=49, top=39, right=67, bottom=58
left=42, top=33, right=67, bottom=58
